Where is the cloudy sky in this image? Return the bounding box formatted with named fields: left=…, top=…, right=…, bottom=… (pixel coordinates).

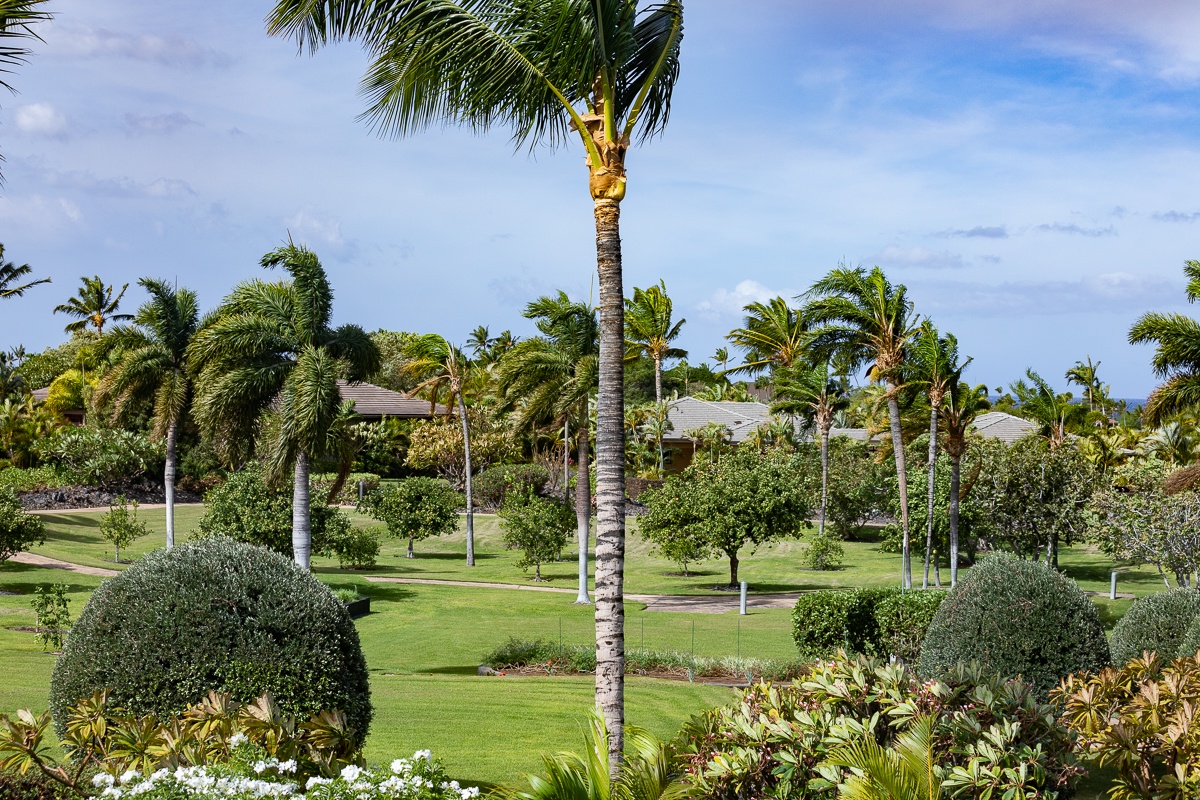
left=3, top=1, right=1200, bottom=397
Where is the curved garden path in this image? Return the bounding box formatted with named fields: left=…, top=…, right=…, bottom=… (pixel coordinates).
left=9, top=551, right=119, bottom=577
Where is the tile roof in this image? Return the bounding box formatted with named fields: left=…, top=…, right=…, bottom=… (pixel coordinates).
left=661, top=396, right=870, bottom=444
left=971, top=411, right=1038, bottom=443
left=337, top=380, right=448, bottom=419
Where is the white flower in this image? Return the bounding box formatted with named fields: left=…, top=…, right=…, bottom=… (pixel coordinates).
left=412, top=749, right=432, bottom=761
left=230, top=732, right=248, bottom=747
left=93, top=773, right=116, bottom=788
left=340, top=765, right=363, bottom=783
left=119, top=771, right=140, bottom=785
left=460, top=787, right=481, bottom=799
left=390, top=759, right=409, bottom=774
left=254, top=761, right=269, bottom=774
left=278, top=760, right=297, bottom=774
left=306, top=777, right=333, bottom=790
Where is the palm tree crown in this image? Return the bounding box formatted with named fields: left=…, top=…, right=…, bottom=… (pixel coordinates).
left=1129, top=260, right=1200, bottom=426
left=624, top=280, right=685, bottom=404
left=0, top=243, right=49, bottom=298
left=53, top=275, right=133, bottom=334
left=724, top=297, right=806, bottom=378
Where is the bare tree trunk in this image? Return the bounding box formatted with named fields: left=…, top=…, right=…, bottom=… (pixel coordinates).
left=819, top=425, right=830, bottom=538
left=886, top=383, right=911, bottom=589
left=458, top=394, right=474, bottom=566
left=593, top=196, right=626, bottom=776
left=949, top=451, right=961, bottom=587
left=728, top=550, right=739, bottom=587
left=923, top=407, right=938, bottom=589
left=164, top=417, right=177, bottom=549
left=408, top=536, right=414, bottom=558
left=292, top=451, right=311, bottom=569
left=575, top=407, right=592, bottom=604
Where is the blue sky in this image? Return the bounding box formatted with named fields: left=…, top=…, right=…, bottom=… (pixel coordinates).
left=3, top=1, right=1200, bottom=397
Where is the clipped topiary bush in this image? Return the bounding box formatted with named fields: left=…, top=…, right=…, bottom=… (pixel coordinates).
left=49, top=537, right=371, bottom=745
left=1173, top=611, right=1200, bottom=659
left=1109, top=587, right=1200, bottom=665
left=918, top=552, right=1109, bottom=695
left=873, top=589, right=947, bottom=663
left=792, top=587, right=946, bottom=661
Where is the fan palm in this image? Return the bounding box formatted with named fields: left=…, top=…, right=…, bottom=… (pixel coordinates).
left=804, top=265, right=919, bottom=589
left=940, top=381, right=989, bottom=586
left=53, top=275, right=133, bottom=334
left=267, top=1, right=685, bottom=768
left=497, top=291, right=599, bottom=603
left=0, top=244, right=49, bottom=298
left=95, top=279, right=200, bottom=548
left=771, top=359, right=848, bottom=539
left=1129, top=260, right=1200, bottom=427
left=822, top=715, right=943, bottom=800
left=724, top=297, right=807, bottom=378
left=189, top=242, right=379, bottom=569
left=906, top=323, right=969, bottom=589
left=402, top=334, right=478, bottom=566
left=624, top=280, right=685, bottom=404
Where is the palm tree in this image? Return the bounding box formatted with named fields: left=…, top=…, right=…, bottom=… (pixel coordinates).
left=771, top=359, right=848, bottom=539
left=724, top=297, right=806, bottom=378
left=822, top=715, right=942, bottom=800
left=402, top=334, right=478, bottom=566
left=804, top=266, right=919, bottom=589
left=497, top=291, right=599, bottom=604
left=712, top=346, right=729, bottom=373
left=189, top=242, right=379, bottom=569
left=625, top=280, right=686, bottom=404
left=53, top=275, right=133, bottom=334
left=940, top=381, right=989, bottom=586
left=1065, top=356, right=1104, bottom=413
left=0, top=244, right=49, bottom=298
left=266, top=1, right=685, bottom=770
left=1010, top=369, right=1086, bottom=448
left=906, top=323, right=969, bottom=589
left=1130, top=260, right=1200, bottom=427
left=95, top=279, right=200, bottom=549
left=0, top=0, right=51, bottom=179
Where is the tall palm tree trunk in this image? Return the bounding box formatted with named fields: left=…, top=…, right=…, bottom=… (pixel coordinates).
left=575, top=408, right=592, bottom=604
left=923, top=408, right=938, bottom=589
left=653, top=355, right=663, bottom=404
left=886, top=382, right=910, bottom=589
left=949, top=450, right=961, bottom=587
left=458, top=394, right=474, bottom=567
left=293, top=451, right=311, bottom=569
left=819, top=425, right=830, bottom=538
left=164, top=417, right=177, bottom=549
left=593, top=196, right=626, bottom=776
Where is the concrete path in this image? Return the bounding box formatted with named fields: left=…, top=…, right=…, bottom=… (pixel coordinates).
left=9, top=551, right=119, bottom=577
left=26, top=503, right=204, bottom=515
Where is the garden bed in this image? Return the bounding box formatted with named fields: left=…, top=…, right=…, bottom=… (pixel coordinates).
left=19, top=482, right=202, bottom=510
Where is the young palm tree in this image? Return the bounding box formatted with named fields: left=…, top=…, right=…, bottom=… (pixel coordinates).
left=822, top=715, right=942, bottom=800
left=711, top=346, right=729, bottom=373
left=497, top=291, right=599, bottom=604
left=624, top=280, right=686, bottom=404
left=940, top=381, right=989, bottom=586
left=0, top=244, right=49, bottom=298
left=1065, top=356, right=1103, bottom=413
left=906, top=323, right=969, bottom=589
left=402, top=334, right=478, bottom=566
left=267, top=1, right=685, bottom=769
left=724, top=297, right=807, bottom=378
left=1129, top=260, right=1200, bottom=427
left=805, top=266, right=919, bottom=589
left=770, top=359, right=848, bottom=539
left=189, top=242, right=379, bottom=569
left=53, top=275, right=133, bottom=334
left=95, top=279, right=200, bottom=548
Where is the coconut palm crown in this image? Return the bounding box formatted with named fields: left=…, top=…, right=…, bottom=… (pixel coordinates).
left=724, top=297, right=806, bottom=378
left=0, top=243, right=49, bottom=298
left=53, top=275, right=133, bottom=333
left=624, top=280, right=685, bottom=404
left=1130, top=260, right=1200, bottom=427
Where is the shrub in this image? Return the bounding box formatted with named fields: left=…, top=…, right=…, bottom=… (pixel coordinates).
left=918, top=552, right=1110, bottom=696
left=1109, top=588, right=1200, bottom=665
left=196, top=464, right=349, bottom=558
left=873, top=589, right=946, bottom=663
left=802, top=533, right=844, bottom=570
left=29, top=584, right=70, bottom=652
left=0, top=771, right=72, bottom=800
left=326, top=525, right=382, bottom=570
left=676, top=653, right=1081, bottom=800
left=34, top=427, right=163, bottom=487
left=359, top=477, right=460, bottom=558
left=98, top=496, right=149, bottom=563
left=48, top=538, right=372, bottom=747
left=311, top=472, right=381, bottom=506
left=1056, top=651, right=1200, bottom=799
left=1173, top=612, right=1200, bottom=659
left=497, top=489, right=573, bottom=580
left=0, top=466, right=68, bottom=494
left=792, top=588, right=945, bottom=661
left=473, top=464, right=550, bottom=510
left=0, top=488, right=43, bottom=563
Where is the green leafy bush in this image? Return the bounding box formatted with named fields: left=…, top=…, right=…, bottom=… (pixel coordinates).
left=801, top=534, right=844, bottom=571
left=196, top=464, right=349, bottom=558
left=326, top=525, right=382, bottom=570
left=472, top=463, right=550, bottom=510
left=792, top=588, right=945, bottom=661
left=0, top=770, right=72, bottom=800
left=1172, top=613, right=1200, bottom=659
left=873, top=589, right=946, bottom=663
left=34, top=427, right=163, bottom=487
left=98, top=496, right=149, bottom=563
left=358, top=477, right=460, bottom=558
left=29, top=584, right=70, bottom=652
left=497, top=489, right=572, bottom=580
left=48, top=538, right=372, bottom=746
left=1109, top=588, right=1200, bottom=665
left=676, top=653, right=1081, bottom=800
left=0, top=488, right=43, bottom=563
left=0, top=466, right=68, bottom=494
left=311, top=472, right=380, bottom=506
left=918, top=552, right=1110, bottom=696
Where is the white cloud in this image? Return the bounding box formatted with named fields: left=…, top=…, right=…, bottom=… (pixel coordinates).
left=1032, top=222, right=1118, bottom=237
left=875, top=245, right=967, bottom=270
left=285, top=206, right=345, bottom=248
left=53, top=27, right=229, bottom=68
left=915, top=271, right=1177, bottom=317
left=695, top=280, right=793, bottom=319
left=124, top=112, right=198, bottom=137
left=14, top=103, right=70, bottom=138
left=58, top=198, right=82, bottom=223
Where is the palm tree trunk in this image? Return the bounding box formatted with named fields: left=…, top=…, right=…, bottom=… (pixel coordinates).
left=819, top=425, right=830, bottom=538
left=458, top=394, right=474, bottom=567
left=654, top=355, right=663, bottom=404
left=886, top=383, right=911, bottom=589
left=575, top=408, right=592, bottom=605
left=564, top=416, right=571, bottom=509
left=923, top=407, right=938, bottom=589
left=293, top=451, right=311, bottom=569
left=593, top=195, right=626, bottom=776
left=949, top=450, right=961, bottom=587
left=164, top=417, right=177, bottom=549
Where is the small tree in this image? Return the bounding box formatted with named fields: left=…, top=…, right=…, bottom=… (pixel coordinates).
left=636, top=488, right=714, bottom=577
left=99, top=495, right=150, bottom=563
left=498, top=489, right=572, bottom=581
left=359, top=477, right=460, bottom=558
left=0, top=487, right=43, bottom=562
left=29, top=584, right=70, bottom=651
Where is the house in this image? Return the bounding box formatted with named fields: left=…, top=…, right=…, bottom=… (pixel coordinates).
left=970, top=411, right=1037, bottom=443
left=29, top=387, right=85, bottom=426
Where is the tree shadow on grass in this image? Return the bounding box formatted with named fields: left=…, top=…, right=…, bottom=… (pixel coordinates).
left=383, top=552, right=501, bottom=562
left=421, top=665, right=485, bottom=676
left=1063, top=562, right=1163, bottom=590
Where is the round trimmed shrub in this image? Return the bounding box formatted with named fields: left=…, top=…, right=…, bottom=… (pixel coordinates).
left=1174, top=611, right=1200, bottom=659
left=918, top=553, right=1109, bottom=695
left=49, top=537, right=371, bottom=744
left=1109, top=588, right=1200, bottom=665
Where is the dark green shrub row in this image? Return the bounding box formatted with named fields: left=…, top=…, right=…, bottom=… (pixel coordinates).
left=473, top=464, right=550, bottom=509
left=1110, top=587, right=1200, bottom=665
left=791, top=587, right=946, bottom=661
left=311, top=472, right=381, bottom=506
left=49, top=537, right=373, bottom=747
left=0, top=466, right=70, bottom=493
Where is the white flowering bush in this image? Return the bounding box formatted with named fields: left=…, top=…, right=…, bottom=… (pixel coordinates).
left=90, top=751, right=478, bottom=800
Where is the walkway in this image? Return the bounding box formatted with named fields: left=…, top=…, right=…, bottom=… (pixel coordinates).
left=9, top=551, right=119, bottom=577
